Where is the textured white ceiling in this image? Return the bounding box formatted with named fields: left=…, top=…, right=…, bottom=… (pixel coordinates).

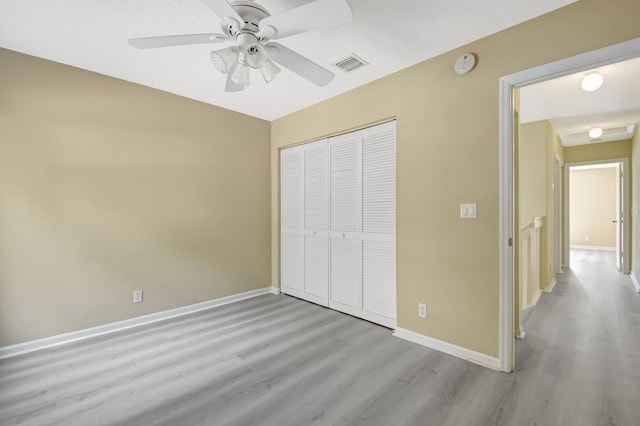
left=520, top=56, right=640, bottom=146
left=0, top=0, right=576, bottom=121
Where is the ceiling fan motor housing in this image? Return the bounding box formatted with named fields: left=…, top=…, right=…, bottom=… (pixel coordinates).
left=236, top=32, right=265, bottom=68
left=225, top=1, right=270, bottom=37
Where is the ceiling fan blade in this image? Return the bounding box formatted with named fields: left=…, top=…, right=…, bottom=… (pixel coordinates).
left=258, top=0, right=352, bottom=40
left=128, top=33, right=229, bottom=49
left=201, top=0, right=242, bottom=25
left=266, top=42, right=334, bottom=87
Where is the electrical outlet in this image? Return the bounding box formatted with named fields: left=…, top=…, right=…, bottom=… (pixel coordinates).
left=418, top=303, right=427, bottom=318
left=133, top=290, right=143, bottom=304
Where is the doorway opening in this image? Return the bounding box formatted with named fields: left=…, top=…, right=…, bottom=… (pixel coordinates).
left=565, top=161, right=629, bottom=273
left=498, top=37, right=640, bottom=373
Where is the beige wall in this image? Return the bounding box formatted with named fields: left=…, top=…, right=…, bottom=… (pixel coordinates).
left=519, top=121, right=548, bottom=225
left=632, top=130, right=640, bottom=281
left=271, top=0, right=640, bottom=358
left=521, top=120, right=564, bottom=291
left=564, top=140, right=632, bottom=163
left=0, top=49, right=271, bottom=347
left=570, top=168, right=617, bottom=247
left=517, top=121, right=563, bottom=318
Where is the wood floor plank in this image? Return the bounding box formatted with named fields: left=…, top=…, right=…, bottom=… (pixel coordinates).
left=1, top=249, right=639, bottom=425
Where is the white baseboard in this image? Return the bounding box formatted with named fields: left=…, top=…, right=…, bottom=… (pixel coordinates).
left=270, top=286, right=281, bottom=295
left=393, top=327, right=501, bottom=371
left=531, top=289, right=542, bottom=306
left=631, top=272, right=640, bottom=293
left=570, top=245, right=615, bottom=251
left=543, top=278, right=557, bottom=293
left=0, top=286, right=273, bottom=360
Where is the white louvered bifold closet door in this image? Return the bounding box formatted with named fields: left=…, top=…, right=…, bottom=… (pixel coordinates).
left=280, top=146, right=304, bottom=295
left=360, top=121, right=396, bottom=327
left=303, top=140, right=329, bottom=305
left=280, top=140, right=329, bottom=305
left=328, top=133, right=361, bottom=317
left=280, top=121, right=395, bottom=328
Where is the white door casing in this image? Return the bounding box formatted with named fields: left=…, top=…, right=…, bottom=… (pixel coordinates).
left=500, top=36, right=640, bottom=373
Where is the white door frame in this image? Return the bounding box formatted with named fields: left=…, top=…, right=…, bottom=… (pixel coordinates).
left=563, top=160, right=629, bottom=272
left=498, top=37, right=640, bottom=373
left=555, top=155, right=563, bottom=273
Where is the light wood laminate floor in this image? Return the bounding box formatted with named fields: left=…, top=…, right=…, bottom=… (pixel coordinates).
left=1, top=249, right=639, bottom=425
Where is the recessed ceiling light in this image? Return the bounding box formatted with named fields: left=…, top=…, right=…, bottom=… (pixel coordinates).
left=588, top=127, right=603, bottom=139
left=581, top=72, right=604, bottom=92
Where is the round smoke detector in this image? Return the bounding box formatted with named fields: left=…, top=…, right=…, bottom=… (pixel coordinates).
left=454, top=53, right=477, bottom=75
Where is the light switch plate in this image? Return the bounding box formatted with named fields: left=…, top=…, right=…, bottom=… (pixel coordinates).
left=460, top=203, right=477, bottom=219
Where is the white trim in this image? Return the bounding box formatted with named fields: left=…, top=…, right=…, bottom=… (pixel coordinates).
left=555, top=155, right=563, bottom=274
left=0, top=287, right=273, bottom=360
left=531, top=289, right=542, bottom=307
left=544, top=278, right=557, bottom=293
left=520, top=288, right=542, bottom=311
left=631, top=272, right=640, bottom=293
left=270, top=286, right=281, bottom=295
left=393, top=327, right=500, bottom=371
left=498, top=75, right=515, bottom=373
left=499, top=36, right=640, bottom=374
left=570, top=245, right=616, bottom=251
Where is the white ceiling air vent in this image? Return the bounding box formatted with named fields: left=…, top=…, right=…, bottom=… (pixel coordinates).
left=335, top=54, right=368, bottom=72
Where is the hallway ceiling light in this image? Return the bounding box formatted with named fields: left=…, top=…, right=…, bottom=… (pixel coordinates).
left=581, top=72, right=604, bottom=92
left=588, top=127, right=603, bottom=139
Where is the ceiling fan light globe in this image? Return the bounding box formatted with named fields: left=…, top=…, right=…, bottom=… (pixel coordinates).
left=211, top=52, right=228, bottom=74
left=211, top=47, right=239, bottom=74
left=261, top=59, right=281, bottom=83
left=231, top=63, right=251, bottom=87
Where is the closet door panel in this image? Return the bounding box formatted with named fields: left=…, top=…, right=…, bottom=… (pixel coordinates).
left=362, top=240, right=396, bottom=327
left=329, top=137, right=359, bottom=233
left=362, top=125, right=396, bottom=236
left=281, top=233, right=304, bottom=293
left=280, top=148, right=303, bottom=230
left=329, top=237, right=360, bottom=315
left=329, top=135, right=361, bottom=314
left=281, top=140, right=328, bottom=305
left=280, top=147, right=304, bottom=296
left=303, top=140, right=328, bottom=305
left=360, top=121, right=396, bottom=326
left=304, top=235, right=328, bottom=301
left=304, top=143, right=327, bottom=231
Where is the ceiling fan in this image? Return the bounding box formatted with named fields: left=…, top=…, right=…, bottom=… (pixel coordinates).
left=128, top=0, right=352, bottom=92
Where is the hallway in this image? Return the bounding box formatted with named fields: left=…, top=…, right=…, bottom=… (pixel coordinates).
left=513, top=248, right=640, bottom=424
